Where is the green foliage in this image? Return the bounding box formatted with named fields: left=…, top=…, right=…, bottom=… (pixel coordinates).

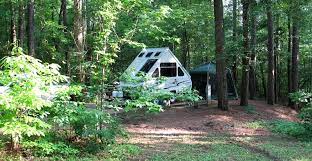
left=245, top=121, right=266, bottom=129
left=108, top=144, right=141, bottom=160
left=121, top=72, right=173, bottom=113
left=22, top=139, right=79, bottom=157
left=290, top=91, right=312, bottom=131
left=268, top=120, right=309, bottom=139
left=150, top=143, right=268, bottom=161
left=0, top=47, right=66, bottom=148
left=289, top=91, right=312, bottom=105
left=299, top=106, right=312, bottom=130
left=121, top=72, right=202, bottom=113
left=243, top=105, right=257, bottom=114
left=175, top=88, right=202, bottom=103
left=50, top=85, right=126, bottom=145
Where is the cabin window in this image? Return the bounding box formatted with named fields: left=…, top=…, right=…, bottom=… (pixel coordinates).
left=139, top=59, right=157, bottom=73
left=178, top=67, right=185, bottom=76
left=146, top=52, right=153, bottom=57
left=154, top=52, right=161, bottom=57
left=160, top=63, right=177, bottom=77
left=152, top=68, right=159, bottom=77
left=138, top=52, right=145, bottom=57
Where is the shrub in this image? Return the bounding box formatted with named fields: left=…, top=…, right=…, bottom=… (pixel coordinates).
left=290, top=91, right=312, bottom=132
left=22, top=139, right=79, bottom=157
left=175, top=88, right=202, bottom=103
left=120, top=72, right=202, bottom=113
left=0, top=47, right=66, bottom=150
left=268, top=120, right=308, bottom=138
left=49, top=85, right=126, bottom=149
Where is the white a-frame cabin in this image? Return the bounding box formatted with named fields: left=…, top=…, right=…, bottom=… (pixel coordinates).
left=116, top=47, right=192, bottom=96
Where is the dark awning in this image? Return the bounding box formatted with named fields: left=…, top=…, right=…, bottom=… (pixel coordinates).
left=189, top=63, right=216, bottom=74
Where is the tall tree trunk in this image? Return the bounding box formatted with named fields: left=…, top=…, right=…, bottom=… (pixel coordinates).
left=11, top=4, right=17, bottom=45
left=214, top=0, right=228, bottom=110
left=59, top=0, right=68, bottom=26
left=74, top=0, right=85, bottom=82
left=291, top=3, right=300, bottom=109
left=18, top=3, right=25, bottom=47
left=59, top=0, right=70, bottom=77
left=274, top=15, right=280, bottom=103
left=232, top=0, right=238, bottom=85
left=266, top=3, right=274, bottom=105
left=287, top=14, right=292, bottom=106
left=182, top=22, right=188, bottom=69
left=249, top=0, right=257, bottom=100
left=260, top=62, right=266, bottom=98
left=27, top=0, right=35, bottom=56
left=240, top=0, right=250, bottom=106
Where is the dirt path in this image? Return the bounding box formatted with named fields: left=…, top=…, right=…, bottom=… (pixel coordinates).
left=122, top=100, right=299, bottom=160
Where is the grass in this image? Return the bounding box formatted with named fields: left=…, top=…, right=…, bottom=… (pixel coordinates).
left=259, top=140, right=312, bottom=161
left=146, top=136, right=312, bottom=161
left=245, top=120, right=311, bottom=139
left=145, top=119, right=312, bottom=161
left=243, top=105, right=257, bottom=114
left=150, top=143, right=269, bottom=161
left=0, top=141, right=141, bottom=161
left=244, top=120, right=266, bottom=129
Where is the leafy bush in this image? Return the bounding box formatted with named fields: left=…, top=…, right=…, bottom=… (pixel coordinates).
left=121, top=72, right=173, bottom=113
left=268, top=120, right=308, bottom=138
left=120, top=72, right=202, bottom=113
left=22, top=139, right=79, bottom=157
left=175, top=88, right=202, bottom=103
left=49, top=85, right=126, bottom=150
left=299, top=106, right=312, bottom=130
left=290, top=91, right=312, bottom=132
left=0, top=47, right=66, bottom=149
left=289, top=91, right=312, bottom=105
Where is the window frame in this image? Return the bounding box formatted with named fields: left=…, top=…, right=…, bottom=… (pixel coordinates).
left=138, top=52, right=145, bottom=57
left=154, top=52, right=162, bottom=57
left=139, top=59, right=158, bottom=74
left=145, top=52, right=153, bottom=57
left=160, top=62, right=177, bottom=77
left=178, top=67, right=185, bottom=76
left=152, top=68, right=160, bottom=78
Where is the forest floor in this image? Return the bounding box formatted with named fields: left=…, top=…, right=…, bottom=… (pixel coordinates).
left=122, top=100, right=312, bottom=161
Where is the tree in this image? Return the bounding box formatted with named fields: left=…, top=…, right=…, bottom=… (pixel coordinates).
left=240, top=0, right=250, bottom=106
left=18, top=2, right=25, bottom=47
left=181, top=21, right=189, bottom=69
left=0, top=47, right=66, bottom=150
left=291, top=1, right=300, bottom=108
left=274, top=14, right=280, bottom=103
left=10, top=2, right=17, bottom=45
left=249, top=0, right=257, bottom=99
left=214, top=0, right=228, bottom=110
left=73, top=0, right=85, bottom=82
left=59, top=0, right=67, bottom=27
left=27, top=0, right=35, bottom=56
left=59, top=0, right=70, bottom=77
left=232, top=0, right=238, bottom=84
left=287, top=14, right=292, bottom=106
left=266, top=1, right=275, bottom=105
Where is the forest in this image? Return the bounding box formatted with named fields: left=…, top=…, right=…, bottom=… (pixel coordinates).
left=0, top=0, right=312, bottom=160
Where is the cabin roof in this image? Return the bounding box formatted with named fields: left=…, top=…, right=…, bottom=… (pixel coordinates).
left=189, top=63, right=216, bottom=74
